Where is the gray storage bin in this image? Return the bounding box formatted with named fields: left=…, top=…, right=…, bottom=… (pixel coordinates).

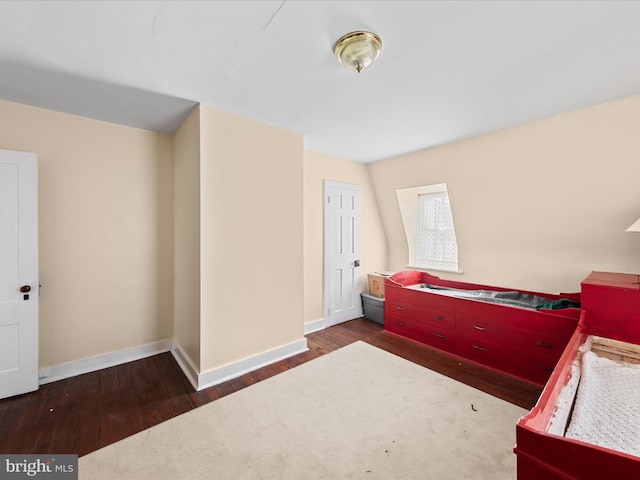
left=361, top=292, right=385, bottom=325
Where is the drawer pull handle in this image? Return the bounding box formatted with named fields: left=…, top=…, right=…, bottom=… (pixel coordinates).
left=396, top=321, right=404, bottom=327
left=536, top=341, right=556, bottom=349
left=396, top=306, right=406, bottom=310
left=472, top=344, right=487, bottom=351
left=472, top=324, right=487, bottom=331
left=435, top=315, right=446, bottom=321
left=435, top=333, right=446, bottom=339
left=537, top=364, right=554, bottom=372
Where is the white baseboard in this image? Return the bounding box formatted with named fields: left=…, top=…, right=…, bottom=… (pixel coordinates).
left=304, top=318, right=326, bottom=335
left=170, top=338, right=200, bottom=391
left=172, top=338, right=309, bottom=391
left=38, top=337, right=309, bottom=391
left=38, top=339, right=172, bottom=385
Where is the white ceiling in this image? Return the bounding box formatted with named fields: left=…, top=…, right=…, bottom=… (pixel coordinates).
left=1, top=1, right=640, bottom=163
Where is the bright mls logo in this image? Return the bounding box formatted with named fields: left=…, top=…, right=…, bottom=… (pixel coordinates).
left=1, top=455, right=77, bottom=479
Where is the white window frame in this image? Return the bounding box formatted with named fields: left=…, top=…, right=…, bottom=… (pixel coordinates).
left=396, top=183, right=461, bottom=273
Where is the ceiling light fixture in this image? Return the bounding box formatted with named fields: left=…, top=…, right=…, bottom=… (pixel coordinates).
left=334, top=31, right=382, bottom=73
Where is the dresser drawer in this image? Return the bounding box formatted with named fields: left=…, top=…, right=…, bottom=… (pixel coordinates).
left=461, top=317, right=568, bottom=358
left=458, top=336, right=512, bottom=365
left=456, top=306, right=578, bottom=340
left=465, top=310, right=569, bottom=342
left=458, top=335, right=553, bottom=383
left=460, top=316, right=511, bottom=339
left=518, top=356, right=558, bottom=385
left=514, top=331, right=569, bottom=363
left=386, top=300, right=455, bottom=330
left=386, top=313, right=456, bottom=352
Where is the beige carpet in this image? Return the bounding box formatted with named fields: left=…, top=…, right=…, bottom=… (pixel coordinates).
left=79, top=341, right=526, bottom=480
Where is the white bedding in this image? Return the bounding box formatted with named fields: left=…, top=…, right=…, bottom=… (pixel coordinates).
left=565, top=350, right=640, bottom=457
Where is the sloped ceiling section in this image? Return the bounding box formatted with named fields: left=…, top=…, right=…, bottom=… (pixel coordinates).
left=0, top=59, right=197, bottom=133
left=0, top=1, right=640, bottom=162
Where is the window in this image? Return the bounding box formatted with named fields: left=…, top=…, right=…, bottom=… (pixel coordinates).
left=396, top=183, right=460, bottom=273
left=415, top=190, right=458, bottom=271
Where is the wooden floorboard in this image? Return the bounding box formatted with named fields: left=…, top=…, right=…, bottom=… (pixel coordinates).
left=75, top=372, right=100, bottom=456
left=51, top=375, right=83, bottom=454
left=0, top=318, right=542, bottom=457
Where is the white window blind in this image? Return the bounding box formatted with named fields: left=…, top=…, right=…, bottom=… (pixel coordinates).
left=415, top=191, right=459, bottom=271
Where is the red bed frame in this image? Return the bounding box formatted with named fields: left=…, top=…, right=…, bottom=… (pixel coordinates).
left=515, top=271, right=640, bottom=479
left=384, top=270, right=582, bottom=386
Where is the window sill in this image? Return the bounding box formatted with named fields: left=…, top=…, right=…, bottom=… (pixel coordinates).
left=406, top=265, right=464, bottom=275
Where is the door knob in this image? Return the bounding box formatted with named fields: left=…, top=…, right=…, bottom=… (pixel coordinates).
left=354, top=259, right=360, bottom=267
left=20, top=285, right=31, bottom=293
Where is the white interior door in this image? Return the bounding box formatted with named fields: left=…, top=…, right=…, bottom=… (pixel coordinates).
left=324, top=181, right=362, bottom=327
left=0, top=149, right=38, bottom=399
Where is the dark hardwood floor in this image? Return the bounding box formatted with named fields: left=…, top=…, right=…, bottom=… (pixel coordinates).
left=0, top=318, right=542, bottom=457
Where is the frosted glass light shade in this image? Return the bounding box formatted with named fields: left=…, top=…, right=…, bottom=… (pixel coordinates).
left=626, top=217, right=640, bottom=232
left=334, top=31, right=382, bottom=73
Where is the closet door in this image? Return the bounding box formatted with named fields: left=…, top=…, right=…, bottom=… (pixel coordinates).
left=324, top=181, right=362, bottom=327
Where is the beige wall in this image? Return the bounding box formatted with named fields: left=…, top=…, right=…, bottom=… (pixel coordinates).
left=199, top=105, right=305, bottom=372
left=369, top=94, right=640, bottom=293
left=173, top=106, right=201, bottom=369
left=303, top=151, right=387, bottom=326
left=3, top=95, right=304, bottom=377
left=0, top=99, right=174, bottom=368
left=7, top=86, right=640, bottom=375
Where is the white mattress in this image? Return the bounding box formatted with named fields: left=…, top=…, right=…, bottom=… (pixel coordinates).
left=565, top=350, right=640, bottom=457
